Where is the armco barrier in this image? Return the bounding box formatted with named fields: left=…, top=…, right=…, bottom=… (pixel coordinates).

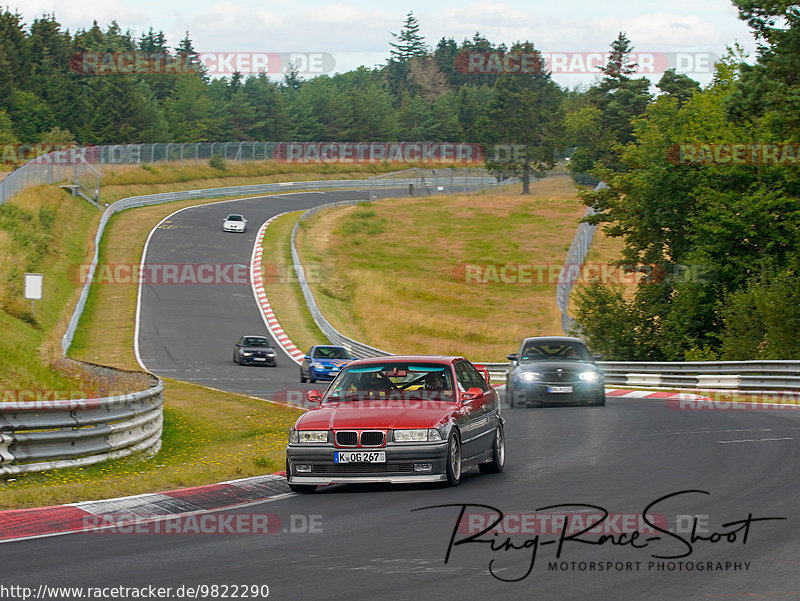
left=480, top=360, right=800, bottom=390
left=596, top=360, right=800, bottom=390
left=21, top=173, right=498, bottom=474
left=0, top=362, right=163, bottom=475
left=291, top=201, right=394, bottom=360
left=555, top=181, right=604, bottom=334
left=288, top=172, right=514, bottom=360
left=0, top=141, right=491, bottom=206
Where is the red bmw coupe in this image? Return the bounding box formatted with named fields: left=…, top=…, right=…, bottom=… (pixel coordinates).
left=285, top=355, right=505, bottom=493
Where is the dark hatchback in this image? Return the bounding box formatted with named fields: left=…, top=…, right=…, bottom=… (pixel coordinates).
left=505, top=336, right=605, bottom=407
left=233, top=335, right=277, bottom=366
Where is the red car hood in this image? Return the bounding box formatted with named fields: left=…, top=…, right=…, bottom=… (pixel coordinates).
left=296, top=399, right=456, bottom=430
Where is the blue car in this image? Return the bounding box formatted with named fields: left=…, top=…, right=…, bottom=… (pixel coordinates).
left=300, top=345, right=356, bottom=383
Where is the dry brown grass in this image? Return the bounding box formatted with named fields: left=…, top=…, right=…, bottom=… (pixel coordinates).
left=296, top=176, right=592, bottom=362
left=96, top=161, right=467, bottom=203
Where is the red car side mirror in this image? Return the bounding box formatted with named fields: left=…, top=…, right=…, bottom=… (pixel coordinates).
left=461, top=387, right=484, bottom=401
left=306, top=390, right=323, bottom=403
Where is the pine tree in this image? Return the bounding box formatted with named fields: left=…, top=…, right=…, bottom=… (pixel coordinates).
left=0, top=9, right=30, bottom=91
left=174, top=32, right=207, bottom=80
left=245, top=73, right=291, bottom=139
left=477, top=42, right=564, bottom=193
left=389, top=12, right=427, bottom=62
left=283, top=61, right=302, bottom=91
left=568, top=32, right=651, bottom=173
left=598, top=32, right=638, bottom=86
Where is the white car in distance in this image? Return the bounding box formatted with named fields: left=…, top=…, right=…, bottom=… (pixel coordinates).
left=223, top=213, right=247, bottom=233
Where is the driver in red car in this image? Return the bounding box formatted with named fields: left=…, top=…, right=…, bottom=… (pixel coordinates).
left=423, top=372, right=453, bottom=399
left=424, top=372, right=445, bottom=390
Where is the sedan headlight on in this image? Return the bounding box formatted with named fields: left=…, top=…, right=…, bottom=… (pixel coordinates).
left=579, top=371, right=600, bottom=382
left=290, top=430, right=329, bottom=443
left=393, top=429, right=442, bottom=442
left=518, top=372, right=541, bottom=382
left=312, top=362, right=325, bottom=369
left=241, top=352, right=252, bottom=357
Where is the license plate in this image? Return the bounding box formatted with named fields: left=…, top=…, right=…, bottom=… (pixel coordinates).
left=334, top=451, right=386, bottom=463
left=254, top=357, right=266, bottom=361
left=547, top=386, right=573, bottom=393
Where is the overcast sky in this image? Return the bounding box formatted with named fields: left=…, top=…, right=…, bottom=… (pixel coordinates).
left=14, top=0, right=758, bottom=87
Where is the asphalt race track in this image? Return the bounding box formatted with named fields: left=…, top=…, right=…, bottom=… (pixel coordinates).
left=6, top=402, right=800, bottom=600
left=5, top=190, right=800, bottom=600
left=136, top=188, right=404, bottom=398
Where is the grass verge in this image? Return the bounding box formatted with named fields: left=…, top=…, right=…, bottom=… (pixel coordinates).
left=0, top=378, right=300, bottom=509
left=294, top=176, right=591, bottom=362
left=0, top=185, right=99, bottom=390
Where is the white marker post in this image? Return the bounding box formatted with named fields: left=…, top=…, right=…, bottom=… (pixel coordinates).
left=24, top=273, right=43, bottom=319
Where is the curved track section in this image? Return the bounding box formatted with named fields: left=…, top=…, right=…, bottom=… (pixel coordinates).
left=136, top=189, right=387, bottom=397
left=12, top=188, right=798, bottom=600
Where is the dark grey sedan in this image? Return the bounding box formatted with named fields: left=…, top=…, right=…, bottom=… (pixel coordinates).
left=505, top=336, right=605, bottom=407
left=233, top=335, right=277, bottom=366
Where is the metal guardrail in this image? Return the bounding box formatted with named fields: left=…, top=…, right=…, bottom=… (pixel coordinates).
left=6, top=174, right=449, bottom=475
left=476, top=360, right=800, bottom=391
left=286, top=181, right=800, bottom=393
left=0, top=362, right=163, bottom=475
left=2, top=166, right=501, bottom=474
left=45, top=171, right=502, bottom=474
left=555, top=181, right=605, bottom=334
left=289, top=174, right=517, bottom=360
left=0, top=142, right=278, bottom=205
left=288, top=173, right=606, bottom=369
left=596, top=361, right=800, bottom=390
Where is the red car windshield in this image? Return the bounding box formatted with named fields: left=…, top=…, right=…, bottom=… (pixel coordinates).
left=324, top=363, right=454, bottom=402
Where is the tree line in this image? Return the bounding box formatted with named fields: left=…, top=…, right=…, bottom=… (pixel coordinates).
left=0, top=11, right=681, bottom=154
left=573, top=1, right=800, bottom=361
left=0, top=11, right=517, bottom=146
